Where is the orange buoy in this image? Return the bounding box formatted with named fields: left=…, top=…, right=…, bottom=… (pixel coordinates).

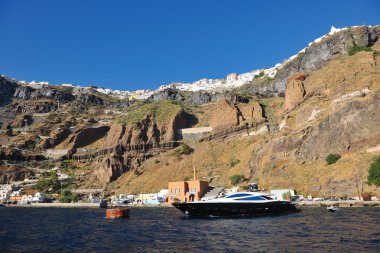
left=106, top=208, right=130, bottom=219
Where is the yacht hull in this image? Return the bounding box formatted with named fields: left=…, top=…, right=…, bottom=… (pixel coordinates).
left=172, top=201, right=300, bottom=217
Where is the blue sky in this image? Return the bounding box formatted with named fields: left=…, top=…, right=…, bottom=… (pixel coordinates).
left=0, top=0, right=379, bottom=91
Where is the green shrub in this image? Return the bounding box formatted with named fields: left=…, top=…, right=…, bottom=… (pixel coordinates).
left=119, top=100, right=182, bottom=127
left=39, top=161, right=55, bottom=170
left=172, top=143, right=194, bottom=157
left=59, top=189, right=79, bottom=203
left=154, top=159, right=160, bottom=164
left=367, top=156, right=380, bottom=186
left=60, top=160, right=79, bottom=172
left=230, top=174, right=245, bottom=186
left=326, top=154, right=341, bottom=165
left=180, top=143, right=193, bottom=155
left=229, top=158, right=241, bottom=168
left=348, top=45, right=372, bottom=56
left=282, top=191, right=292, bottom=200
left=254, top=71, right=265, bottom=79
left=35, top=171, right=61, bottom=193
left=183, top=176, right=190, bottom=181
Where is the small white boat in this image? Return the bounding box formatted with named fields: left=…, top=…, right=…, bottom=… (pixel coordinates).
left=327, top=205, right=340, bottom=212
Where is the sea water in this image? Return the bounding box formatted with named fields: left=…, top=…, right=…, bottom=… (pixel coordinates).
left=0, top=207, right=379, bottom=252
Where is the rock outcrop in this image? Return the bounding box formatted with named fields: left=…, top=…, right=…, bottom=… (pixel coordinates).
left=13, top=86, right=75, bottom=101
left=284, top=73, right=306, bottom=111
left=210, top=99, right=265, bottom=131
left=77, top=94, right=103, bottom=105
left=146, top=88, right=184, bottom=102
left=0, top=166, right=35, bottom=184
left=239, top=101, right=265, bottom=124
left=0, top=76, right=17, bottom=105
left=93, top=155, right=126, bottom=183
left=247, top=78, right=278, bottom=97
left=11, top=114, right=33, bottom=128
left=66, top=126, right=110, bottom=153
left=37, top=127, right=71, bottom=150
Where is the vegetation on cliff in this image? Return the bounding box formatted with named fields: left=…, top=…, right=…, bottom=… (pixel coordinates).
left=119, top=100, right=182, bottom=127
left=367, top=156, right=380, bottom=186
left=230, top=174, right=245, bottom=186
left=35, top=171, right=61, bottom=193
left=326, top=154, right=342, bottom=165
left=348, top=45, right=373, bottom=56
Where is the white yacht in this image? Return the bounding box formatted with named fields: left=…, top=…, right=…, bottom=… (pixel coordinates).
left=172, top=192, right=300, bottom=217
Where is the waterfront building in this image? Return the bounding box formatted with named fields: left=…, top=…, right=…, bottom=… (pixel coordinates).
left=168, top=167, right=209, bottom=203
left=270, top=189, right=295, bottom=201
left=157, top=189, right=168, bottom=201
left=31, top=192, right=46, bottom=203
left=136, top=193, right=165, bottom=205
left=0, top=184, right=12, bottom=204
left=20, top=194, right=33, bottom=204
left=168, top=180, right=209, bottom=203
left=9, top=190, right=22, bottom=204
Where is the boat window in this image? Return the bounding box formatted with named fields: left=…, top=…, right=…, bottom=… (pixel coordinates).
left=262, top=196, right=273, bottom=200
left=237, top=196, right=266, bottom=201
left=225, top=193, right=252, bottom=198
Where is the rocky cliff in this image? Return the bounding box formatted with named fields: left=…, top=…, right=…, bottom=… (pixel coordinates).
left=274, top=26, right=380, bottom=92
left=1, top=25, right=380, bottom=197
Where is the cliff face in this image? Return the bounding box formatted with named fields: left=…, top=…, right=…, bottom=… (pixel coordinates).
left=13, top=86, right=76, bottom=101
left=1, top=26, right=380, bottom=196
left=274, top=26, right=380, bottom=92
left=0, top=166, right=35, bottom=184
left=298, top=92, right=380, bottom=161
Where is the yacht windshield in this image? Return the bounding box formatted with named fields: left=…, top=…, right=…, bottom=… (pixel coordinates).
left=225, top=193, right=252, bottom=198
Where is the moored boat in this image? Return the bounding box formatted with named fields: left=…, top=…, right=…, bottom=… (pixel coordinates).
left=327, top=205, right=340, bottom=212
left=106, top=208, right=130, bottom=219
left=172, top=192, right=300, bottom=217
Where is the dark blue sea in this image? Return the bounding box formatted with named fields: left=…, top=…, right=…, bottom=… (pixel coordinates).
left=0, top=206, right=379, bottom=252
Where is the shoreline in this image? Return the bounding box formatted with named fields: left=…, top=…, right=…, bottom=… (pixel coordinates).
left=295, top=200, right=380, bottom=207
left=3, top=203, right=174, bottom=208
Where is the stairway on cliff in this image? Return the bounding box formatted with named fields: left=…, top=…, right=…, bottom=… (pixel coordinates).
left=201, top=187, right=225, bottom=200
